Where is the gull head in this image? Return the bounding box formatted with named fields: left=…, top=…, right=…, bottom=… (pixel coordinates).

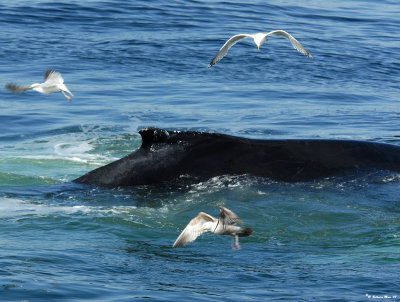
left=58, top=83, right=73, bottom=101
left=58, top=83, right=73, bottom=95
left=252, top=33, right=267, bottom=50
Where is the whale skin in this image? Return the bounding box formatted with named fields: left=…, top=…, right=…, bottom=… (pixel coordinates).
left=74, top=127, right=400, bottom=186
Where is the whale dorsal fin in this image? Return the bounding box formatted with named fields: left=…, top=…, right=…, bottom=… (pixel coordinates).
left=139, top=127, right=170, bottom=149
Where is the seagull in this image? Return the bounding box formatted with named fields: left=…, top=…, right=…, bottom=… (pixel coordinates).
left=6, top=70, right=73, bottom=101
left=208, top=30, right=312, bottom=68
left=172, top=207, right=253, bottom=250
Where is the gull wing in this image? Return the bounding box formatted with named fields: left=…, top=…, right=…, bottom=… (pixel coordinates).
left=208, top=34, right=252, bottom=67
left=44, top=70, right=64, bottom=85
left=172, top=212, right=216, bottom=248
left=5, top=83, right=32, bottom=93
left=264, top=30, right=312, bottom=58
left=219, top=207, right=243, bottom=225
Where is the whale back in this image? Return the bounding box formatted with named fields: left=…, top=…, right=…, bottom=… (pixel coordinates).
left=74, top=127, right=400, bottom=186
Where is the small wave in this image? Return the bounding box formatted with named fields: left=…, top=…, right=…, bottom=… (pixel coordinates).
left=0, top=197, right=91, bottom=218
left=0, top=195, right=173, bottom=218
left=0, top=197, right=157, bottom=221
left=0, top=172, right=60, bottom=188
left=18, top=154, right=108, bottom=165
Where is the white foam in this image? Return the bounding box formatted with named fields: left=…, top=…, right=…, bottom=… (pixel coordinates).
left=0, top=198, right=91, bottom=218
left=19, top=154, right=108, bottom=164
left=54, top=141, right=93, bottom=156
left=15, top=139, right=113, bottom=164
left=0, top=197, right=140, bottom=219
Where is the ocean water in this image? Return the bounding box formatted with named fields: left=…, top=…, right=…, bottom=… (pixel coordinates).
left=0, top=0, right=399, bottom=301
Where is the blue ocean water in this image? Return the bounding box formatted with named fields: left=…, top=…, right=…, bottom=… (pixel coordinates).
left=0, top=0, right=399, bottom=301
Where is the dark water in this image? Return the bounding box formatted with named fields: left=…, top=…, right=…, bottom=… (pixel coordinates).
left=0, top=1, right=399, bottom=301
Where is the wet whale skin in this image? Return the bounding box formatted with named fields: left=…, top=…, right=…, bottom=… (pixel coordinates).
left=74, top=127, right=400, bottom=186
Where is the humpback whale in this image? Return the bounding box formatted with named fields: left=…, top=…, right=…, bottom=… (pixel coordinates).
left=74, top=127, right=400, bottom=187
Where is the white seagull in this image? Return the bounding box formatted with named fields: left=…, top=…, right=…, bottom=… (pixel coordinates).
left=172, top=207, right=252, bottom=250
left=6, top=70, right=73, bottom=101
left=208, top=30, right=312, bottom=68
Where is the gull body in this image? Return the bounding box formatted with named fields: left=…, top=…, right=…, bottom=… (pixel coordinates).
left=6, top=70, right=73, bottom=101
left=172, top=207, right=252, bottom=250
left=208, top=30, right=312, bottom=67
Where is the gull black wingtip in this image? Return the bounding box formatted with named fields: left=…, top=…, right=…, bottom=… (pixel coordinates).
left=5, top=83, right=16, bottom=92
left=208, top=57, right=217, bottom=68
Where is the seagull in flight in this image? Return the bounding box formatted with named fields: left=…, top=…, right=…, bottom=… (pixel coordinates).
left=208, top=30, right=312, bottom=68
left=172, top=207, right=253, bottom=250
left=6, top=70, right=73, bottom=101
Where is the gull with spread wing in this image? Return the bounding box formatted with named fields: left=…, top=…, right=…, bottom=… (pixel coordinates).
left=172, top=207, right=252, bottom=250
left=209, top=30, right=312, bottom=67
left=6, top=70, right=73, bottom=101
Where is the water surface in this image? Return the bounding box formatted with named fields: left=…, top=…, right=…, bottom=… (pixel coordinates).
left=0, top=0, right=399, bottom=301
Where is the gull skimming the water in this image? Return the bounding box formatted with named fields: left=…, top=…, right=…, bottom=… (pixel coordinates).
left=172, top=207, right=252, bottom=250
left=208, top=30, right=312, bottom=68
left=6, top=70, right=73, bottom=101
